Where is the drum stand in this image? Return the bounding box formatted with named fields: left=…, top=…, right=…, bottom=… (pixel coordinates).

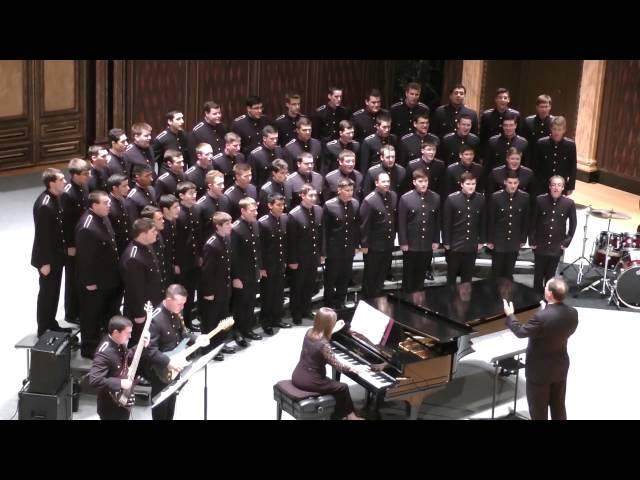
left=561, top=206, right=595, bottom=284
left=580, top=218, right=616, bottom=296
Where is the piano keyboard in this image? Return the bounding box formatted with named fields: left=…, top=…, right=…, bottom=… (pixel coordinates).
left=331, top=347, right=396, bottom=390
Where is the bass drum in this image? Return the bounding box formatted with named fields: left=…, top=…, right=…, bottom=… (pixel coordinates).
left=615, top=263, right=640, bottom=310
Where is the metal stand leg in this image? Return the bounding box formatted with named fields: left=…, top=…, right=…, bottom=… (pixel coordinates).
left=491, top=363, right=499, bottom=419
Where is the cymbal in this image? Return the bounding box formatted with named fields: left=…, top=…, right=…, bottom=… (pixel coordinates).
left=591, top=208, right=631, bottom=220
left=575, top=203, right=591, bottom=210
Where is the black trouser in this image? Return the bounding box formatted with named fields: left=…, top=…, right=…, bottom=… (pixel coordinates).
left=149, top=370, right=176, bottom=421
left=362, top=250, right=393, bottom=299
left=177, top=267, right=200, bottom=328
left=402, top=250, right=433, bottom=293
left=36, top=264, right=63, bottom=337
left=491, top=251, right=519, bottom=280
left=199, top=294, right=230, bottom=334
left=79, top=285, right=122, bottom=357
left=446, top=251, right=478, bottom=286
left=232, top=280, right=258, bottom=336
left=533, top=254, right=561, bottom=294
left=324, top=251, right=355, bottom=308
left=260, top=265, right=286, bottom=327
left=526, top=379, right=568, bottom=420
left=97, top=394, right=131, bottom=420
left=64, top=255, right=79, bottom=321
left=289, top=261, right=320, bottom=322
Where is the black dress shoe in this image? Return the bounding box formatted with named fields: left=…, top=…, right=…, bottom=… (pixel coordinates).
left=262, top=326, right=275, bottom=336
left=426, top=271, right=434, bottom=281
left=235, top=337, right=249, bottom=348
left=50, top=325, right=73, bottom=334
left=64, top=317, right=80, bottom=325
left=292, top=318, right=302, bottom=325
left=214, top=353, right=224, bottom=362
left=244, top=331, right=263, bottom=341
left=277, top=322, right=292, bottom=329
left=137, top=377, right=151, bottom=387
left=221, top=345, right=236, bottom=354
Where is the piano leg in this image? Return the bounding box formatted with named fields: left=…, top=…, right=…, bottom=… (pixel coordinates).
left=403, top=392, right=433, bottom=420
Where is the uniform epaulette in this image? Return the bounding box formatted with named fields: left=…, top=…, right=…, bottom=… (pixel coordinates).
left=285, top=138, right=297, bottom=147
left=442, top=132, right=455, bottom=140
left=418, top=102, right=428, bottom=108
left=286, top=172, right=298, bottom=180
left=353, top=108, right=364, bottom=115
left=196, top=195, right=207, bottom=204
left=526, top=114, right=536, bottom=120
left=290, top=205, right=301, bottom=214
left=326, top=197, right=338, bottom=204
left=261, top=181, right=272, bottom=189
left=151, top=307, right=162, bottom=318
left=250, top=146, right=262, bottom=154
left=42, top=194, right=50, bottom=205
left=482, top=108, right=494, bottom=115
left=156, top=130, right=167, bottom=140
left=185, top=166, right=196, bottom=174
left=364, top=192, right=376, bottom=200
left=316, top=105, right=326, bottom=112
left=401, top=133, right=414, bottom=141
left=193, top=121, right=204, bottom=131
left=130, top=245, right=138, bottom=258
left=158, top=172, right=169, bottom=180
left=408, top=158, right=421, bottom=166
left=127, top=188, right=137, bottom=198
left=232, top=219, right=240, bottom=227
left=225, top=186, right=236, bottom=195
left=64, top=184, right=72, bottom=192
left=325, top=170, right=338, bottom=178
left=125, top=144, right=133, bottom=151
left=326, top=139, right=337, bottom=146
left=234, top=115, right=246, bottom=122
left=212, top=152, right=224, bottom=160
left=82, top=214, right=93, bottom=229
left=565, top=137, right=576, bottom=145
left=206, top=235, right=217, bottom=245
left=391, top=101, right=402, bottom=108
left=364, top=134, right=376, bottom=141
left=275, top=114, right=285, bottom=121
left=450, top=190, right=461, bottom=197
left=258, top=214, right=269, bottom=222
left=98, top=341, right=109, bottom=353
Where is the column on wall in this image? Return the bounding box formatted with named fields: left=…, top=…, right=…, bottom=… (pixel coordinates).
left=461, top=60, right=485, bottom=115
left=575, top=60, right=606, bottom=178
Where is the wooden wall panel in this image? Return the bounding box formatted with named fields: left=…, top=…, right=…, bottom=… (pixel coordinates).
left=0, top=60, right=26, bottom=119
left=197, top=60, right=250, bottom=126
left=441, top=60, right=463, bottom=102
left=596, top=60, right=640, bottom=182
left=258, top=60, right=308, bottom=119
left=316, top=60, right=374, bottom=113
left=43, top=60, right=76, bottom=113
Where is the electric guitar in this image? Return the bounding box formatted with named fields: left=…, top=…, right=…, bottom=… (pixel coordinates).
left=164, top=317, right=234, bottom=382
left=111, top=301, right=154, bottom=407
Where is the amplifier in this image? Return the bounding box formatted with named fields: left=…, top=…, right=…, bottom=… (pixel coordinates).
left=30, top=331, right=71, bottom=395
left=19, top=379, right=72, bottom=420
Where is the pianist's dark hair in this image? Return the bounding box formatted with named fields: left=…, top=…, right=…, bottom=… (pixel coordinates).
left=312, top=307, right=338, bottom=340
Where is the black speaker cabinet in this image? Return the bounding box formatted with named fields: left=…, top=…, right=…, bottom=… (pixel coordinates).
left=30, top=331, right=70, bottom=394
left=19, top=379, right=72, bottom=420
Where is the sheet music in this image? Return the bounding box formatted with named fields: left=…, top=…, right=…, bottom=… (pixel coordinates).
left=470, top=329, right=527, bottom=364
left=350, top=301, right=393, bottom=346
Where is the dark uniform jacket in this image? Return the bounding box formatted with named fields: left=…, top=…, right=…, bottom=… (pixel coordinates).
left=312, top=104, right=349, bottom=144
left=483, top=133, right=528, bottom=174
left=161, top=220, right=177, bottom=283
left=195, top=193, right=231, bottom=241
left=520, top=114, right=553, bottom=154
left=323, top=169, right=363, bottom=201
left=274, top=113, right=301, bottom=147
left=445, top=161, right=484, bottom=196
left=231, top=218, right=262, bottom=283
left=284, top=171, right=324, bottom=209
left=88, top=167, right=109, bottom=193
left=440, top=132, right=481, bottom=166
left=154, top=171, right=183, bottom=201
left=351, top=108, right=388, bottom=143
left=231, top=114, right=270, bottom=156
left=258, top=213, right=288, bottom=272
left=185, top=164, right=212, bottom=199
left=363, top=164, right=406, bottom=197
left=75, top=211, right=120, bottom=288
left=529, top=194, right=577, bottom=256
left=224, top=184, right=258, bottom=221
left=397, top=132, right=440, bottom=167
left=431, top=104, right=479, bottom=139
left=398, top=189, right=440, bottom=250
left=487, top=189, right=530, bottom=252
left=248, top=144, right=284, bottom=189
left=287, top=205, right=324, bottom=264
left=31, top=191, right=65, bottom=268
left=152, top=127, right=191, bottom=168
left=108, top=194, right=131, bottom=253
left=154, top=234, right=168, bottom=288
left=200, top=234, right=232, bottom=299
left=390, top=101, right=430, bottom=138
left=283, top=138, right=322, bottom=173
left=258, top=180, right=286, bottom=218
left=535, top=137, right=577, bottom=191
left=323, top=139, right=360, bottom=174
left=443, top=191, right=486, bottom=252
left=61, top=182, right=89, bottom=249
left=506, top=303, right=578, bottom=384
left=489, top=165, right=536, bottom=195
left=175, top=204, right=201, bottom=271
left=212, top=152, right=247, bottom=190
left=126, top=185, right=157, bottom=223
left=120, top=241, right=164, bottom=319
left=323, top=197, right=360, bottom=257
left=144, top=305, right=195, bottom=377
left=359, top=133, right=398, bottom=174
left=189, top=120, right=227, bottom=158
left=106, top=152, right=127, bottom=178
left=88, top=336, right=134, bottom=409
left=124, top=143, right=156, bottom=181
left=360, top=190, right=398, bottom=252
left=480, top=107, right=521, bottom=145
left=404, top=157, right=446, bottom=196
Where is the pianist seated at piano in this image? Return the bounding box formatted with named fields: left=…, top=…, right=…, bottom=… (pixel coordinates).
left=291, top=307, right=370, bottom=420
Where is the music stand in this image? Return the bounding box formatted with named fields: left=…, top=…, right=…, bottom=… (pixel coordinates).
left=489, top=349, right=528, bottom=420
left=151, top=344, right=224, bottom=420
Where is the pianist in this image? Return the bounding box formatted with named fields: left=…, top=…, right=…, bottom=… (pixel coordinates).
left=291, top=307, right=367, bottom=420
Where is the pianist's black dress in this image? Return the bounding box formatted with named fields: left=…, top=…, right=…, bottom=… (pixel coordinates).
left=292, top=330, right=357, bottom=420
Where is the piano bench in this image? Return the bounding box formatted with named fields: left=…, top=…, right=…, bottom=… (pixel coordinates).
left=273, top=380, right=336, bottom=420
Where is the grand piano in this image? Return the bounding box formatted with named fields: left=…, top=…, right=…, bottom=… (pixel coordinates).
left=331, top=278, right=541, bottom=419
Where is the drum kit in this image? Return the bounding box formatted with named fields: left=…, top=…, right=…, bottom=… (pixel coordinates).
left=564, top=205, right=640, bottom=309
